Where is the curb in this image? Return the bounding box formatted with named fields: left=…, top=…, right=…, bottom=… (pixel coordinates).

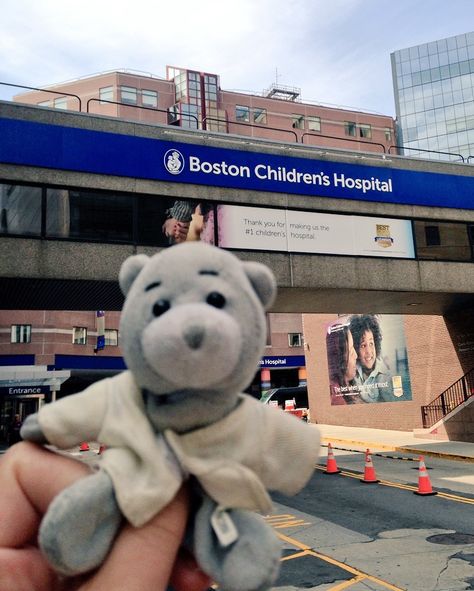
left=321, top=437, right=474, bottom=463
left=396, top=446, right=474, bottom=463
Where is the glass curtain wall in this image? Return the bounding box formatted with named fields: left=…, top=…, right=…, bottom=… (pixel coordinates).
left=167, top=67, right=227, bottom=132
left=391, top=32, right=474, bottom=162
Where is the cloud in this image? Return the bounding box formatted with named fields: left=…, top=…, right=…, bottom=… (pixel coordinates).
left=2, top=0, right=474, bottom=114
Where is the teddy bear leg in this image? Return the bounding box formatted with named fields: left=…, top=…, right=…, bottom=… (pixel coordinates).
left=193, top=496, right=281, bottom=591
left=39, top=469, right=122, bottom=576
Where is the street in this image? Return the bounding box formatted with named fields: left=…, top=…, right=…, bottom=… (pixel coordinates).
left=2, top=442, right=473, bottom=590
left=270, top=447, right=474, bottom=590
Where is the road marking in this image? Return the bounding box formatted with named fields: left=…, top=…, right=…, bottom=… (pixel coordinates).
left=326, top=574, right=366, bottom=590
left=277, top=532, right=405, bottom=591
left=315, top=465, right=474, bottom=505
left=280, top=549, right=311, bottom=561
left=321, top=438, right=474, bottom=464
left=263, top=514, right=312, bottom=528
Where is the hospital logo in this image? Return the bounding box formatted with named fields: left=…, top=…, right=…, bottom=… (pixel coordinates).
left=164, top=149, right=185, bottom=175
left=374, top=224, right=394, bottom=248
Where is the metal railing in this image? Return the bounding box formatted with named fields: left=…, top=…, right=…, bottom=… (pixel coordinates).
left=202, top=116, right=299, bottom=142
left=421, top=367, right=474, bottom=428
left=3, top=80, right=474, bottom=166
left=388, top=145, right=465, bottom=162
left=86, top=98, right=199, bottom=126
left=302, top=132, right=387, bottom=153
left=0, top=81, right=82, bottom=111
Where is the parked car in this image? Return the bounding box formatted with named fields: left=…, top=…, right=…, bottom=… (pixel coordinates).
left=260, top=386, right=309, bottom=420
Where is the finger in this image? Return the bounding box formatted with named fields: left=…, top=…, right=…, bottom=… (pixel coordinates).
left=83, top=487, right=190, bottom=591
left=0, top=546, right=58, bottom=591
left=0, top=442, right=90, bottom=547
left=170, top=547, right=212, bottom=591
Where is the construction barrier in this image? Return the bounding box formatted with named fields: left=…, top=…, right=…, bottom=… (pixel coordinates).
left=360, top=449, right=379, bottom=484
left=324, top=442, right=341, bottom=474
left=414, top=456, right=437, bottom=496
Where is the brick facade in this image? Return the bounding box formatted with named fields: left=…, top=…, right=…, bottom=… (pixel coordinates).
left=303, top=313, right=468, bottom=431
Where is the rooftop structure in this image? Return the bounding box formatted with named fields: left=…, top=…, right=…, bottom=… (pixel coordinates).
left=11, top=65, right=397, bottom=154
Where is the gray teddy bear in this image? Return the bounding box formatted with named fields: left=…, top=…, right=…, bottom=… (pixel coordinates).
left=21, top=242, right=320, bottom=591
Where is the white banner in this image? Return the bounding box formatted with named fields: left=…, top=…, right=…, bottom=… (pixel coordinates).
left=216, top=205, right=414, bottom=258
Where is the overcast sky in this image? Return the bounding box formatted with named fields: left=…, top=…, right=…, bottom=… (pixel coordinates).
left=1, top=0, right=474, bottom=116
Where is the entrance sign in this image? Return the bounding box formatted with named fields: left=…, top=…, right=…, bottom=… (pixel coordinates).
left=0, top=385, right=50, bottom=395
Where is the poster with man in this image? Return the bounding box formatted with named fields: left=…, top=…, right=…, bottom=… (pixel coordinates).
left=326, top=314, right=412, bottom=405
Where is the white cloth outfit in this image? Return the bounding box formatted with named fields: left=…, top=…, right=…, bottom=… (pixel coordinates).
left=354, top=358, right=392, bottom=403
left=38, top=371, right=320, bottom=527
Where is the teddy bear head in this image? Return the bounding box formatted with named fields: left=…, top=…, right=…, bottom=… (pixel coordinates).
left=118, top=242, right=276, bottom=432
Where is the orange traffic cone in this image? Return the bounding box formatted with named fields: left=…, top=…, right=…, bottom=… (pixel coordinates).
left=97, top=444, right=107, bottom=455
left=361, top=449, right=379, bottom=484
left=414, top=456, right=437, bottom=496
left=324, top=442, right=341, bottom=474
left=79, top=442, right=90, bottom=452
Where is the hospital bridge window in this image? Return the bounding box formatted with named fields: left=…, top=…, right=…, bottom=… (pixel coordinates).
left=2, top=181, right=474, bottom=262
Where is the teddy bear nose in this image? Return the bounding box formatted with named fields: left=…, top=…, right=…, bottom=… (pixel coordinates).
left=184, top=325, right=205, bottom=349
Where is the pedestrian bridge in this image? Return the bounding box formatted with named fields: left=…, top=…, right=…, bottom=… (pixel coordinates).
left=2, top=101, right=474, bottom=316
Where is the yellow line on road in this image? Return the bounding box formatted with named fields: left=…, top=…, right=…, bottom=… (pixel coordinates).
left=315, top=465, right=474, bottom=504
left=280, top=549, right=311, bottom=561
left=277, top=531, right=311, bottom=551
left=327, top=574, right=367, bottom=590
left=264, top=514, right=295, bottom=521
left=264, top=513, right=312, bottom=528
left=273, top=520, right=312, bottom=528
left=277, top=532, right=405, bottom=590
left=321, top=437, right=398, bottom=452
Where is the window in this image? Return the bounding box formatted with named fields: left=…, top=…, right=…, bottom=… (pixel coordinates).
left=99, top=86, right=113, bottom=104
left=73, top=327, right=87, bottom=345
left=292, top=114, right=304, bottom=129
left=345, top=121, right=357, bottom=136
left=11, top=325, right=31, bottom=343
left=54, top=97, right=68, bottom=110
left=0, top=183, right=42, bottom=236
left=265, top=314, right=271, bottom=346
left=288, top=333, right=302, bottom=347
left=37, top=100, right=50, bottom=107
left=359, top=124, right=372, bottom=139
left=253, top=108, right=267, bottom=124
left=142, top=89, right=158, bottom=108
left=425, top=225, right=441, bottom=246
left=384, top=128, right=392, bottom=141
left=307, top=116, right=321, bottom=132
left=120, top=86, right=137, bottom=105
left=47, top=189, right=134, bottom=242
left=181, top=103, right=199, bottom=129
left=104, top=329, right=118, bottom=346
left=235, top=105, right=250, bottom=122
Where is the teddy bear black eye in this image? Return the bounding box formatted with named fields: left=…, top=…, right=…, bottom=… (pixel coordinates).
left=152, top=300, right=170, bottom=317
left=206, top=291, right=226, bottom=308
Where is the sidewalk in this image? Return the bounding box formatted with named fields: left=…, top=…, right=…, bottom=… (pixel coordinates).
left=318, top=424, right=474, bottom=462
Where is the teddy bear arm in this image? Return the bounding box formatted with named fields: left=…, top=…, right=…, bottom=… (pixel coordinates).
left=35, top=379, right=110, bottom=448
left=20, top=413, right=47, bottom=443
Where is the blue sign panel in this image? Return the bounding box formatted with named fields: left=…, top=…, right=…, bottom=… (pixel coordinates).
left=259, top=356, right=306, bottom=368
left=54, top=354, right=127, bottom=370
left=0, top=385, right=50, bottom=396
left=1, top=117, right=474, bottom=209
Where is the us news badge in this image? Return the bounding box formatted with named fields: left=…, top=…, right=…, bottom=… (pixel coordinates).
left=374, top=224, right=394, bottom=248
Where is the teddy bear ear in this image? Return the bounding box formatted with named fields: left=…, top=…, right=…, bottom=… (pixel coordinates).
left=242, top=262, right=277, bottom=310
left=119, top=254, right=149, bottom=296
